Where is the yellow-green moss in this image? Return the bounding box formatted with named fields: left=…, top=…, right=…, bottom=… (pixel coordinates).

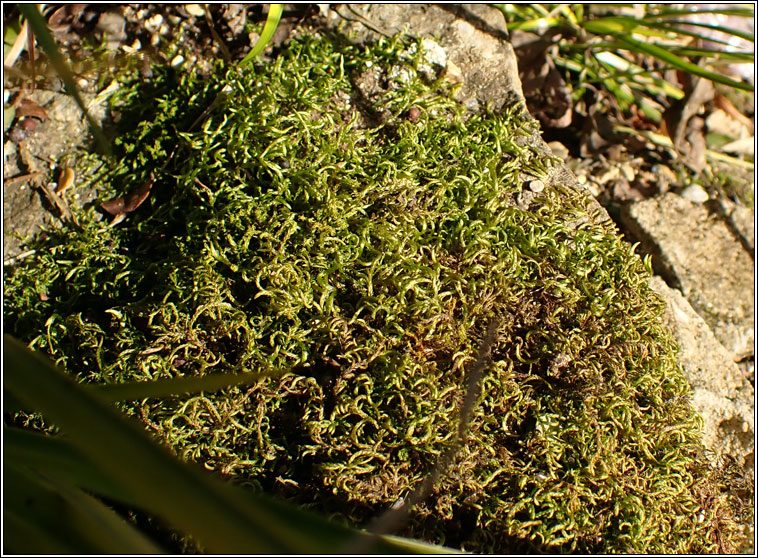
left=4, top=32, right=748, bottom=553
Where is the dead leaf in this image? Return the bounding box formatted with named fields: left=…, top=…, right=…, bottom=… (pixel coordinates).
left=714, top=93, right=754, bottom=135
left=16, top=98, right=49, bottom=120
left=515, top=37, right=573, bottom=128
left=101, top=173, right=155, bottom=216
left=661, top=73, right=714, bottom=173
left=662, top=74, right=714, bottom=151
left=37, top=181, right=74, bottom=223
left=47, top=5, right=71, bottom=31
left=580, top=100, right=624, bottom=157
left=48, top=4, right=88, bottom=32
left=55, top=167, right=75, bottom=194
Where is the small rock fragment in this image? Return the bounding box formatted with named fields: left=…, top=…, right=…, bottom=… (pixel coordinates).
left=620, top=162, right=635, bottom=182
left=443, top=59, right=464, bottom=84
left=96, top=11, right=127, bottom=49
left=527, top=179, right=545, bottom=193
left=145, top=14, right=165, bottom=33
left=185, top=4, right=205, bottom=17
left=679, top=183, right=709, bottom=204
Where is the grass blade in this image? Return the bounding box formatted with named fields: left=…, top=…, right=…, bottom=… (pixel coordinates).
left=16, top=5, right=111, bottom=156
left=238, top=4, right=284, bottom=67
left=4, top=426, right=135, bottom=505
left=645, top=19, right=755, bottom=43
left=609, top=32, right=753, bottom=91
left=4, top=462, right=165, bottom=554
left=645, top=7, right=754, bottom=19
left=3, top=334, right=454, bottom=554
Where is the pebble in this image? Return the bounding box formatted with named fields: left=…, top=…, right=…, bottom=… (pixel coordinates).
left=145, top=14, right=165, bottom=33
left=596, top=167, right=620, bottom=185
left=528, top=179, right=545, bottom=193
left=679, top=183, right=709, bottom=204
left=620, top=163, right=635, bottom=182
left=443, top=59, right=464, bottom=84
left=96, top=11, right=127, bottom=47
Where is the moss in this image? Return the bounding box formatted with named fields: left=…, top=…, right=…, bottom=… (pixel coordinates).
left=3, top=31, right=749, bottom=553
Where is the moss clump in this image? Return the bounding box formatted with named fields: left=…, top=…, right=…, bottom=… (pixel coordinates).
left=4, top=31, right=747, bottom=552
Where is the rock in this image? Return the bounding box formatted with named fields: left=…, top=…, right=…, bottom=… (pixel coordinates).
left=330, top=4, right=523, bottom=112
left=547, top=140, right=569, bottom=160
left=650, top=276, right=754, bottom=471
left=184, top=4, right=205, bottom=18
left=404, top=38, right=447, bottom=80
left=708, top=197, right=755, bottom=253
left=620, top=192, right=754, bottom=360
left=679, top=183, right=709, bottom=204
left=720, top=136, right=754, bottom=157
left=527, top=178, right=545, bottom=193
left=96, top=11, right=127, bottom=50
left=650, top=163, right=678, bottom=195
left=3, top=90, right=107, bottom=261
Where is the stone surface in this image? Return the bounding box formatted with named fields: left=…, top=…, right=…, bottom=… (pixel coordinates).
left=3, top=90, right=107, bottom=262
left=620, top=192, right=754, bottom=361
left=679, top=183, right=709, bottom=204
left=650, top=276, right=754, bottom=471
left=329, top=4, right=523, bottom=112
left=326, top=3, right=609, bottom=223
left=708, top=197, right=755, bottom=254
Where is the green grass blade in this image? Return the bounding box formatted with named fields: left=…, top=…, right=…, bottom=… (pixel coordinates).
left=16, top=5, right=111, bottom=156
left=238, top=4, right=284, bottom=67
left=644, top=19, right=755, bottom=44
left=4, top=426, right=135, bottom=505
left=584, top=39, right=754, bottom=61
left=591, top=50, right=685, bottom=98
left=581, top=16, right=640, bottom=35
left=612, top=33, right=753, bottom=91
left=3, top=335, right=454, bottom=554
left=666, top=48, right=754, bottom=62
left=3, top=334, right=329, bottom=553
left=504, top=16, right=563, bottom=33
left=4, top=428, right=456, bottom=554
left=4, top=462, right=165, bottom=554
left=645, top=7, right=754, bottom=19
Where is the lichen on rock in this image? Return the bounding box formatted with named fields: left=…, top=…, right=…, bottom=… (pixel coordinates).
left=3, top=31, right=750, bottom=553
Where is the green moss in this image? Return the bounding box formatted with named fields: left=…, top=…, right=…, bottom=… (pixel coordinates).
left=4, top=31, right=748, bottom=553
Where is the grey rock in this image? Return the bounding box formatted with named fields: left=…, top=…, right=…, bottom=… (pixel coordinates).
left=527, top=179, right=545, bottom=193
left=3, top=90, right=108, bottom=262
left=327, top=3, right=607, bottom=219
left=330, top=4, right=523, bottom=112
left=620, top=192, right=754, bottom=360
left=650, top=276, right=754, bottom=471
left=96, top=11, right=127, bottom=50
left=679, top=183, right=709, bottom=204
left=708, top=197, right=755, bottom=254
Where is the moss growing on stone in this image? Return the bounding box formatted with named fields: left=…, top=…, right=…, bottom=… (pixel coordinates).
left=4, top=31, right=748, bottom=553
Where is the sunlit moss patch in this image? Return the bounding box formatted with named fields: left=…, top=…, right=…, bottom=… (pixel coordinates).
left=3, top=31, right=748, bottom=553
